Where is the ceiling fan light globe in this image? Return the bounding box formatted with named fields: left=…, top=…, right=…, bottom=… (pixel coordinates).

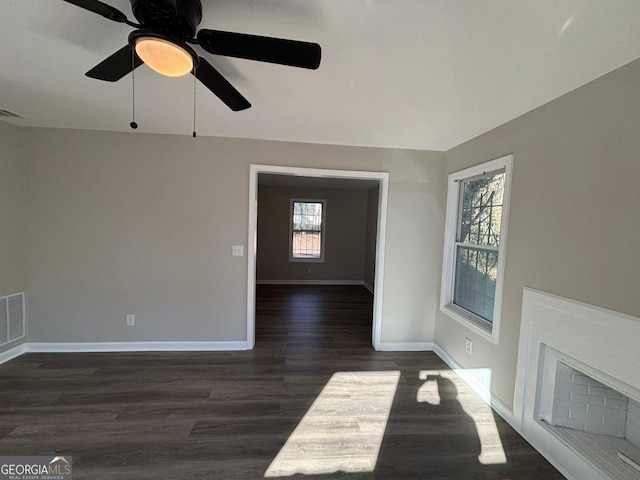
left=135, top=37, right=193, bottom=77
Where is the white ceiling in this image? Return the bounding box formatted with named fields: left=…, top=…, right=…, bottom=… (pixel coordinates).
left=2, top=1, right=640, bottom=151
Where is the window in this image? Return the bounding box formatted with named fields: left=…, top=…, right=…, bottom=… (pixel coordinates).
left=440, top=155, right=513, bottom=342
left=290, top=199, right=326, bottom=262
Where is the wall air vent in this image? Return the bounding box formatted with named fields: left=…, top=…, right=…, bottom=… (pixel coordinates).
left=0, top=292, right=25, bottom=347
left=0, top=109, right=25, bottom=119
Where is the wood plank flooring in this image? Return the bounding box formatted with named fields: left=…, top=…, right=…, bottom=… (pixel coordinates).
left=0, top=285, right=565, bottom=479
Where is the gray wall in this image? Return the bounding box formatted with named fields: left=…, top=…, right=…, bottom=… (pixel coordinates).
left=0, top=122, right=26, bottom=296
left=363, top=185, right=379, bottom=290
left=436, top=58, right=640, bottom=410
left=19, top=128, right=445, bottom=345
left=0, top=121, right=27, bottom=353
left=257, top=185, right=368, bottom=282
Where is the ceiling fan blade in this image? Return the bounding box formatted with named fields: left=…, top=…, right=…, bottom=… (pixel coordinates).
left=86, top=45, right=143, bottom=82
left=197, top=30, right=321, bottom=70
left=62, top=0, right=129, bottom=23
left=195, top=57, right=251, bottom=111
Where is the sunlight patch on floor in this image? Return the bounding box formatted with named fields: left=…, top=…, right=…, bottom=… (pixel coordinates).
left=418, top=369, right=507, bottom=465
left=264, top=371, right=401, bottom=477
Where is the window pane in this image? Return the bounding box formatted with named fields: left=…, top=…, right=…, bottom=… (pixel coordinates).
left=292, top=232, right=322, bottom=258
left=453, top=245, right=498, bottom=322
left=293, top=202, right=322, bottom=232
left=459, top=172, right=504, bottom=247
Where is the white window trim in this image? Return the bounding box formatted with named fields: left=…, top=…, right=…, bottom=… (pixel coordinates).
left=440, top=154, right=513, bottom=344
left=289, top=198, right=327, bottom=263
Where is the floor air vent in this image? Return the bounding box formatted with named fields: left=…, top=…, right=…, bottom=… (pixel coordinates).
left=0, top=292, right=25, bottom=346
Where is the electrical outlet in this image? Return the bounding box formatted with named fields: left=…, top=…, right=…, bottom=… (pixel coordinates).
left=307, top=267, right=312, bottom=273
left=126, top=314, right=135, bottom=327
left=465, top=338, right=472, bottom=355
left=232, top=245, right=244, bottom=256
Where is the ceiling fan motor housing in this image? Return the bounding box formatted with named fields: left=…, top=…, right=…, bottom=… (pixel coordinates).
left=130, top=0, right=202, bottom=38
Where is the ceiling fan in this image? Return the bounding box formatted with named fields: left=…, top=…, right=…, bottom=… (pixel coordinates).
left=62, top=0, right=322, bottom=111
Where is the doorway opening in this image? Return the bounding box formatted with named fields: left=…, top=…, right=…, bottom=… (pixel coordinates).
left=247, top=165, right=389, bottom=350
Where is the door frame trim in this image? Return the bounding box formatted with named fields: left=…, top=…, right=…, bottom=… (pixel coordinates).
left=247, top=164, right=389, bottom=350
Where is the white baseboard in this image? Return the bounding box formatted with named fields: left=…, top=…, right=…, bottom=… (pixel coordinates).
left=256, top=280, right=366, bottom=286
left=363, top=281, right=374, bottom=294
left=433, top=344, right=490, bottom=403
left=378, top=342, right=434, bottom=351
left=0, top=341, right=249, bottom=362
left=28, top=341, right=249, bottom=353
left=432, top=343, right=515, bottom=425
left=0, top=342, right=28, bottom=365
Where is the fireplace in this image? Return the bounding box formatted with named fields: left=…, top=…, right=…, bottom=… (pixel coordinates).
left=514, top=289, right=640, bottom=480
left=538, top=346, right=640, bottom=479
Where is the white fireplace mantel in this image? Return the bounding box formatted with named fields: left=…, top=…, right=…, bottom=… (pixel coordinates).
left=514, top=288, right=640, bottom=480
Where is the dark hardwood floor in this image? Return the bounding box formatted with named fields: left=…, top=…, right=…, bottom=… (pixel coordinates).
left=0, top=285, right=564, bottom=479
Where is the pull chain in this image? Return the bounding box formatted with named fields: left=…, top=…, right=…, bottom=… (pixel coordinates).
left=192, top=66, right=197, bottom=138
left=130, top=46, right=138, bottom=129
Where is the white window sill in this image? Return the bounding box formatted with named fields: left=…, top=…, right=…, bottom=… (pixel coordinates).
left=440, top=304, right=498, bottom=344
left=289, top=257, right=325, bottom=263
